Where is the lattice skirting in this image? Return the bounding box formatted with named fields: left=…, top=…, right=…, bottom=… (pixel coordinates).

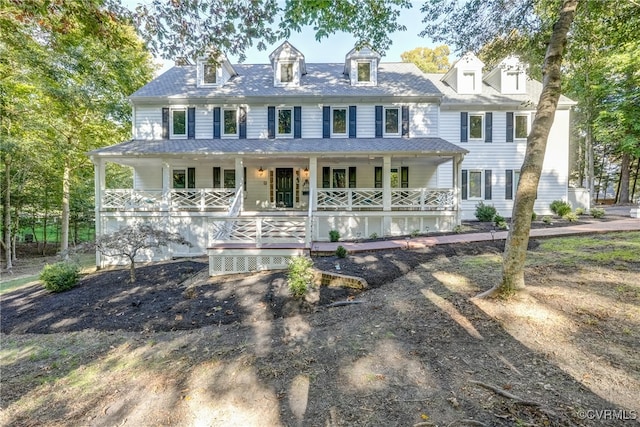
left=207, top=248, right=306, bottom=276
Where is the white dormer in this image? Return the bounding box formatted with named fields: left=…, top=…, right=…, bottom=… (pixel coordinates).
left=441, top=52, right=484, bottom=95
left=484, top=55, right=528, bottom=94
left=344, top=45, right=381, bottom=87
left=269, top=41, right=306, bottom=87
left=196, top=53, right=237, bottom=88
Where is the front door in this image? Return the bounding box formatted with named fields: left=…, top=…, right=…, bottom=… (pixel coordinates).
left=275, top=168, right=294, bottom=208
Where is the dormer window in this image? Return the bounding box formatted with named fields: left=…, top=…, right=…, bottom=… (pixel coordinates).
left=506, top=71, right=519, bottom=91
left=357, top=62, right=371, bottom=82
left=280, top=63, right=294, bottom=83
left=203, top=64, right=217, bottom=84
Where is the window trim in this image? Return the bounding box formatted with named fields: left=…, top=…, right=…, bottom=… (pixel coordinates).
left=170, top=108, right=187, bottom=139
left=468, top=113, right=484, bottom=140
left=331, top=107, right=348, bottom=136
left=222, top=108, right=238, bottom=136
left=356, top=61, right=372, bottom=83
left=467, top=170, right=483, bottom=199
left=197, top=61, right=220, bottom=87
left=172, top=167, right=195, bottom=189
left=384, top=107, right=400, bottom=136
left=280, top=61, right=294, bottom=83
left=276, top=107, right=293, bottom=137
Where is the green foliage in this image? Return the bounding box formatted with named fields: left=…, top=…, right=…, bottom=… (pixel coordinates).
left=550, top=200, right=572, bottom=216
left=287, top=256, right=315, bottom=298
left=494, top=215, right=509, bottom=230
left=453, top=225, right=464, bottom=234
left=411, top=229, right=420, bottom=237
left=531, top=212, right=538, bottom=221
left=563, top=212, right=579, bottom=222
left=335, top=246, right=348, bottom=258
left=401, top=45, right=451, bottom=72
left=591, top=208, right=605, bottom=219
left=474, top=202, right=497, bottom=222
left=369, top=232, right=378, bottom=239
left=542, top=216, right=553, bottom=225
left=575, top=207, right=585, bottom=215
left=329, top=230, right=340, bottom=242
left=40, top=262, right=80, bottom=293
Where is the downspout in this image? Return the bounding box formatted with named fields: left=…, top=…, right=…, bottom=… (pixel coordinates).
left=454, top=154, right=464, bottom=226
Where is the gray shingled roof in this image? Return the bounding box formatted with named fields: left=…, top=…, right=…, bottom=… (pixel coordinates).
left=131, top=63, right=442, bottom=100
left=425, top=73, right=576, bottom=107
left=90, top=137, right=467, bottom=157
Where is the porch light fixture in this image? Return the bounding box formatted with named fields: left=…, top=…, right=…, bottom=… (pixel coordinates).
left=302, top=167, right=309, bottom=178
left=258, top=166, right=264, bottom=176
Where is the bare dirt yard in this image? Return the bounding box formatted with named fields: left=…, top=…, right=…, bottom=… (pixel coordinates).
left=1, top=230, right=639, bottom=426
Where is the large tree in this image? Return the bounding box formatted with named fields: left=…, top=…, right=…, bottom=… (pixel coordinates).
left=400, top=45, right=450, bottom=73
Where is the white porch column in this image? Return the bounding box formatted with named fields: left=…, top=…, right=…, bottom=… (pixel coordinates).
left=162, top=161, right=171, bottom=210
left=454, top=154, right=462, bottom=225
left=92, top=156, right=105, bottom=268
left=235, top=157, right=244, bottom=212
left=382, top=155, right=392, bottom=236
left=308, top=157, right=318, bottom=242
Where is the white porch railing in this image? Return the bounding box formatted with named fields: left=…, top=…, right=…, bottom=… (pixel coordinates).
left=102, top=188, right=235, bottom=210
left=317, top=188, right=384, bottom=210
left=212, top=188, right=244, bottom=241
left=210, top=216, right=308, bottom=247
left=102, top=189, right=163, bottom=210
left=391, top=188, right=454, bottom=210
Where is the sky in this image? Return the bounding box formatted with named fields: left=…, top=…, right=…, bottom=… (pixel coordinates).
left=121, top=1, right=441, bottom=73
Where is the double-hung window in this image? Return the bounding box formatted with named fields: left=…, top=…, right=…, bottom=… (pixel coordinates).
left=357, top=62, right=371, bottom=83
left=469, top=114, right=483, bottom=140
left=203, top=64, right=217, bottom=85
left=171, top=109, right=187, bottom=138
left=462, top=169, right=492, bottom=200
left=173, top=168, right=195, bottom=189
left=385, top=107, right=400, bottom=135
left=280, top=62, right=294, bottom=83
left=332, top=108, right=347, bottom=135
left=277, top=108, right=293, bottom=136
left=223, top=109, right=237, bottom=136
left=515, top=114, right=529, bottom=139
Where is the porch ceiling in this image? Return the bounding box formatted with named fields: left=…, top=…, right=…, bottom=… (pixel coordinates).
left=90, top=137, right=468, bottom=161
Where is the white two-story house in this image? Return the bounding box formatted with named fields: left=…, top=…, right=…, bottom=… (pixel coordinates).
left=89, top=43, right=575, bottom=274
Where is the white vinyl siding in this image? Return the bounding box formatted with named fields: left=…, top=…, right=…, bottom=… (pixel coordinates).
left=133, top=167, right=162, bottom=190
left=195, top=106, right=213, bottom=139
left=246, top=105, right=268, bottom=139
left=134, top=107, right=163, bottom=140
left=409, top=104, right=438, bottom=137
left=301, top=105, right=322, bottom=138
left=356, top=105, right=375, bottom=138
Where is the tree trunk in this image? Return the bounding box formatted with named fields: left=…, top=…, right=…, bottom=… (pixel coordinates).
left=129, top=258, right=136, bottom=283
left=480, top=0, right=578, bottom=298
left=3, top=154, right=12, bottom=271
left=617, top=152, right=630, bottom=204
left=632, top=158, right=639, bottom=202
left=60, top=156, right=71, bottom=258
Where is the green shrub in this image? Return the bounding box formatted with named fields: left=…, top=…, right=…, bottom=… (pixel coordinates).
left=542, top=216, right=553, bottom=225
left=335, top=245, right=348, bottom=258
left=40, top=262, right=80, bottom=293
left=591, top=207, right=605, bottom=219
left=453, top=225, right=463, bottom=234
left=563, top=212, right=579, bottom=222
left=550, top=200, right=571, bottom=216
left=493, top=214, right=505, bottom=225
left=474, top=202, right=497, bottom=222
left=329, top=230, right=340, bottom=242
left=287, top=256, right=315, bottom=298
left=531, top=212, right=537, bottom=221
left=575, top=207, right=585, bottom=215
left=369, top=232, right=378, bottom=239
left=411, top=229, right=420, bottom=237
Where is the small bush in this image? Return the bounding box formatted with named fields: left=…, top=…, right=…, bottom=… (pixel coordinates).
left=475, top=202, right=497, bottom=222
left=493, top=214, right=505, bottom=225
left=369, top=232, right=378, bottom=239
left=575, top=207, right=585, bottom=215
left=40, top=262, right=80, bottom=293
left=550, top=200, right=571, bottom=216
left=329, top=230, right=340, bottom=242
left=563, top=212, right=579, bottom=222
left=531, top=212, right=537, bottom=221
left=542, top=216, right=553, bottom=225
left=453, top=225, right=463, bottom=234
left=411, top=229, right=420, bottom=237
left=335, top=245, right=348, bottom=258
left=287, top=256, right=315, bottom=298
left=591, top=207, right=605, bottom=219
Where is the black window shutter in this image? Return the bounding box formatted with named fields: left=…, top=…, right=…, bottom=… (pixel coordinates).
left=212, top=167, right=221, bottom=188
left=162, top=107, right=169, bottom=139
left=462, top=170, right=468, bottom=200
left=485, top=112, right=492, bottom=143
left=506, top=112, right=514, bottom=142
left=375, top=106, right=383, bottom=137
left=460, top=112, right=468, bottom=142
left=187, top=107, right=196, bottom=139
left=506, top=169, right=513, bottom=200
left=401, top=166, right=409, bottom=188
left=401, top=106, right=409, bottom=137
left=484, top=169, right=492, bottom=200
left=213, top=107, right=221, bottom=139
left=348, top=167, right=357, bottom=188
left=187, top=167, right=196, bottom=188
left=348, top=105, right=357, bottom=138
left=267, top=106, right=275, bottom=139
left=239, top=106, right=247, bottom=139
left=322, top=106, right=330, bottom=138
left=322, top=166, right=331, bottom=188
left=374, top=166, right=382, bottom=188
left=294, top=106, right=302, bottom=139
left=243, top=167, right=247, bottom=191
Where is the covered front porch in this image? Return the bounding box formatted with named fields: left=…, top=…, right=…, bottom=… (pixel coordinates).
left=90, top=137, right=467, bottom=268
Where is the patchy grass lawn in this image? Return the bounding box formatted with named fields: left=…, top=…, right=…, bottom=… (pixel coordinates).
left=1, top=232, right=639, bottom=426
